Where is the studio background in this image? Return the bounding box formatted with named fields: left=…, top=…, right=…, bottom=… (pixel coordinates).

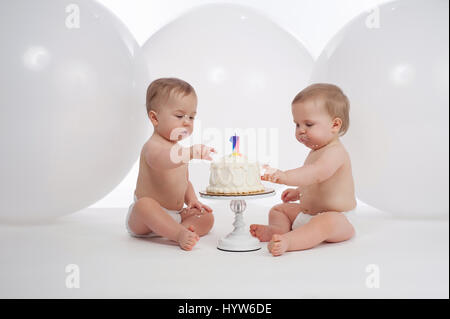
left=92, top=0, right=394, bottom=209
left=0, top=0, right=447, bottom=299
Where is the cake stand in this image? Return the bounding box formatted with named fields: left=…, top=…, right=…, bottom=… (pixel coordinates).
left=199, top=188, right=275, bottom=252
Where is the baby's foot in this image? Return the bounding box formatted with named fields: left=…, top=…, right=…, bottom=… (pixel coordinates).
left=268, top=234, right=289, bottom=256
left=250, top=224, right=277, bottom=242
left=177, top=225, right=199, bottom=251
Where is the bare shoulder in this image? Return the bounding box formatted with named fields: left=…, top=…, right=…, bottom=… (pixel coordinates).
left=312, top=142, right=349, bottom=168
left=322, top=142, right=347, bottom=158
left=331, top=141, right=349, bottom=155
left=329, top=142, right=352, bottom=166
left=142, top=137, right=163, bottom=165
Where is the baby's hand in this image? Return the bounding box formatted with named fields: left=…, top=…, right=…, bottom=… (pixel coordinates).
left=190, top=144, right=216, bottom=161
left=281, top=188, right=300, bottom=202
left=187, top=200, right=213, bottom=214
left=261, top=165, right=286, bottom=184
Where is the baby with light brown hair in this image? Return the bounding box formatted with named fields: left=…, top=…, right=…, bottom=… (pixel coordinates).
left=126, top=78, right=216, bottom=251
left=250, top=83, right=357, bottom=256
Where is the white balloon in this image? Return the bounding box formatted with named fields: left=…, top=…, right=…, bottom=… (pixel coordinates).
left=142, top=4, right=314, bottom=189
left=0, top=0, right=149, bottom=223
left=311, top=0, right=449, bottom=217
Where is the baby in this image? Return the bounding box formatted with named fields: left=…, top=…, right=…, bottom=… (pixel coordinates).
left=250, top=83, right=357, bottom=256
left=126, top=78, right=216, bottom=251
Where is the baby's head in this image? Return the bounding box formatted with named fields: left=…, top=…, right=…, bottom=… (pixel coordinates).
left=291, top=83, right=350, bottom=150
left=146, top=77, right=197, bottom=141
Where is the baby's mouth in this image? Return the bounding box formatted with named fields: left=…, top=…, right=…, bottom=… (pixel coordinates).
left=178, top=130, right=189, bottom=140
left=299, top=136, right=308, bottom=143
left=299, top=136, right=318, bottom=149
left=171, top=128, right=189, bottom=140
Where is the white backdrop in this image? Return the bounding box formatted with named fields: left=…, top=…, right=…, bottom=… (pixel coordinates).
left=92, top=0, right=394, bottom=208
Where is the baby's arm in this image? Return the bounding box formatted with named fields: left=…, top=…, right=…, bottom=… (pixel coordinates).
left=145, top=142, right=215, bottom=170
left=184, top=170, right=213, bottom=213
left=264, top=147, right=345, bottom=187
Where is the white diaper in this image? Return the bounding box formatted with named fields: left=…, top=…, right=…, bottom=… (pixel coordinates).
left=125, top=193, right=183, bottom=238
left=292, top=208, right=357, bottom=230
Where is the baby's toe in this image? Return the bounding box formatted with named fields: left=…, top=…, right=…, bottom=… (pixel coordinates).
left=184, top=241, right=196, bottom=250
left=190, top=235, right=200, bottom=244
left=271, top=245, right=281, bottom=256
left=181, top=244, right=191, bottom=251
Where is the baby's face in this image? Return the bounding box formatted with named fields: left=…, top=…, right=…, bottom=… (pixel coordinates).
left=153, top=92, right=197, bottom=141
left=292, top=98, right=340, bottom=150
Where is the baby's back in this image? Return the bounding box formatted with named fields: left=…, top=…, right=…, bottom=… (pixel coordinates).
left=135, top=141, right=188, bottom=211
left=301, top=143, right=356, bottom=214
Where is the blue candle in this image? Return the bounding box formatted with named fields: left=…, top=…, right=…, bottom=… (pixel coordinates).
left=230, top=134, right=240, bottom=156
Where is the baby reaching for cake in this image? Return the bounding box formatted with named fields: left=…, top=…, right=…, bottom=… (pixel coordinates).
left=126, top=78, right=215, bottom=251
left=251, top=83, right=357, bottom=256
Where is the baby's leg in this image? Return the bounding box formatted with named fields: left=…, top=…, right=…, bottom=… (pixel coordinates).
left=268, top=211, right=355, bottom=256
left=180, top=208, right=214, bottom=237
left=128, top=197, right=199, bottom=250
left=250, top=203, right=302, bottom=242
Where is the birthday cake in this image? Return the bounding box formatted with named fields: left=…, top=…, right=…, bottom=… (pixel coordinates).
left=206, top=136, right=265, bottom=195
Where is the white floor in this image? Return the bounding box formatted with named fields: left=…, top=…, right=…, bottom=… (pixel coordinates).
left=0, top=197, right=448, bottom=299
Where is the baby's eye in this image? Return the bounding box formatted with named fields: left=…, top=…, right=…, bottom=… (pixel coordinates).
left=189, top=116, right=195, bottom=120
left=175, top=115, right=184, bottom=119
left=295, top=123, right=299, bottom=128
left=306, top=123, right=314, bottom=127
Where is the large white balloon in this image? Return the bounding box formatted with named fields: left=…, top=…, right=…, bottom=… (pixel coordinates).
left=142, top=4, right=314, bottom=190
left=311, top=0, right=449, bottom=217
left=0, top=0, right=149, bottom=223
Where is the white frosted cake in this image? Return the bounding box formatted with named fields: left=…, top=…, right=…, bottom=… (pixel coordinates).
left=206, top=154, right=265, bottom=195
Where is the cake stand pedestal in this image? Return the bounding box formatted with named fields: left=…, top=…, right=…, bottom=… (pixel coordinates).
left=199, top=188, right=275, bottom=252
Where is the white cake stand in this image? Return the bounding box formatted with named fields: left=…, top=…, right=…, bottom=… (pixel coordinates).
left=199, top=188, right=275, bottom=252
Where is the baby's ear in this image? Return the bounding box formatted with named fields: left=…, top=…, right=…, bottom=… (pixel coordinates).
left=332, top=117, right=342, bottom=132
left=148, top=110, right=158, bottom=126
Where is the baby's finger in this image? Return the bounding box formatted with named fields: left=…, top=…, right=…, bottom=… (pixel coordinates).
left=189, top=203, right=199, bottom=211
left=262, top=164, right=271, bottom=173
left=201, top=150, right=210, bottom=160
left=203, top=204, right=213, bottom=213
